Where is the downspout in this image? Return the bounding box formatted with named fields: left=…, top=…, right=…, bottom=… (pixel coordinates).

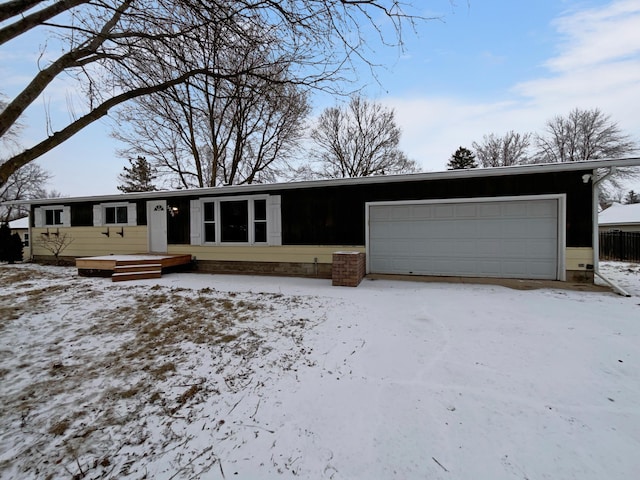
left=591, top=167, right=631, bottom=296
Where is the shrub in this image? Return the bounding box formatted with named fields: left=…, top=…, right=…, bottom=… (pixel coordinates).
left=0, top=224, right=23, bottom=263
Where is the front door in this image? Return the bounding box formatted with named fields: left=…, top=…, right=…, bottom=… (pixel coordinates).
left=147, top=200, right=168, bottom=253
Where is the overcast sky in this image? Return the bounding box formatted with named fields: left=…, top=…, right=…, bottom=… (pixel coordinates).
left=1, top=0, right=639, bottom=196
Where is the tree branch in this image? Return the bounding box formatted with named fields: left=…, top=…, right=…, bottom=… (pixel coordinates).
left=0, top=0, right=89, bottom=45
left=0, top=0, right=132, bottom=139
left=0, top=67, right=262, bottom=185
left=0, top=0, right=46, bottom=23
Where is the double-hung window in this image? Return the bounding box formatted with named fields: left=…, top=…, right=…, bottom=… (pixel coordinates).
left=93, top=202, right=136, bottom=226
left=253, top=199, right=267, bottom=243
left=200, top=197, right=269, bottom=245
left=34, top=205, right=70, bottom=227
left=203, top=202, right=216, bottom=243
left=104, top=205, right=128, bottom=224
left=45, top=208, right=63, bottom=226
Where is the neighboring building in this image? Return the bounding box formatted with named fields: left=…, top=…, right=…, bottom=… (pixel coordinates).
left=5, top=216, right=30, bottom=262
left=8, top=216, right=30, bottom=245
left=8, top=158, right=640, bottom=283
left=599, top=202, right=640, bottom=232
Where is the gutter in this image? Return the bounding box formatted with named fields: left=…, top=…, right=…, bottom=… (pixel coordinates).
left=591, top=167, right=631, bottom=297
left=4, top=157, right=640, bottom=207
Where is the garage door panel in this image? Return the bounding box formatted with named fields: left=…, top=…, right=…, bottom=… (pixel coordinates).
left=434, top=205, right=455, bottom=218
left=411, top=205, right=433, bottom=219
left=479, top=203, right=503, bottom=217
left=529, top=201, right=557, bottom=217
left=369, top=198, right=559, bottom=280
left=391, top=206, right=412, bottom=220
left=455, top=204, right=477, bottom=218
left=503, top=203, right=529, bottom=217
left=476, top=240, right=503, bottom=255
left=526, top=239, right=558, bottom=256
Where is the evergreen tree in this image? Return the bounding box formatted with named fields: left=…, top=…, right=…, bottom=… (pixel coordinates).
left=117, top=156, right=158, bottom=193
left=0, top=223, right=23, bottom=263
left=447, top=146, right=478, bottom=170
left=625, top=190, right=640, bottom=204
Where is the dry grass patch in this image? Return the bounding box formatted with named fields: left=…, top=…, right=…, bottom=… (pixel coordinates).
left=49, top=419, right=70, bottom=436
left=0, top=265, right=324, bottom=480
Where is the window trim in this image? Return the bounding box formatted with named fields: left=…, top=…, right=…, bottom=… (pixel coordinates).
left=200, top=195, right=270, bottom=246
left=39, top=205, right=69, bottom=227
left=45, top=207, right=63, bottom=226
left=94, top=202, right=137, bottom=227
left=103, top=203, right=129, bottom=225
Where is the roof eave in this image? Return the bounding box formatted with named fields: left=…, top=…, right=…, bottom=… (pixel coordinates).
left=6, top=157, right=640, bottom=206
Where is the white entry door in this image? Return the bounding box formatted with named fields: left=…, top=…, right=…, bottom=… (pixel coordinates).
left=147, top=200, right=168, bottom=253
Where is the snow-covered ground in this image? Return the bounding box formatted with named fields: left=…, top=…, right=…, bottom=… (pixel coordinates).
left=1, top=261, right=639, bottom=479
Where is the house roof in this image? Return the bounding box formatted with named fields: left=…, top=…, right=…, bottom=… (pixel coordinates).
left=5, top=157, right=640, bottom=206
left=8, top=216, right=29, bottom=229
left=599, top=202, right=640, bottom=226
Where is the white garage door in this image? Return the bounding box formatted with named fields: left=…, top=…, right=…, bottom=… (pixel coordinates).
left=368, top=198, right=560, bottom=280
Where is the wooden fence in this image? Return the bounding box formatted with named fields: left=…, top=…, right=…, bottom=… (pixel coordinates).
left=599, top=231, right=640, bottom=262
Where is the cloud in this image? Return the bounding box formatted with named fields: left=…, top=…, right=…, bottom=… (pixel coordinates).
left=547, top=0, right=640, bottom=72
left=382, top=0, right=640, bottom=172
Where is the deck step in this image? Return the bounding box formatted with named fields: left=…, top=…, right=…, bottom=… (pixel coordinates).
left=115, top=259, right=167, bottom=266
left=113, top=263, right=162, bottom=274
left=112, top=270, right=162, bottom=282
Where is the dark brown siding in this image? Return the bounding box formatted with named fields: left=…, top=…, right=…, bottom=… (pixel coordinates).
left=167, top=198, right=190, bottom=244
left=136, top=201, right=147, bottom=226
left=70, top=203, right=93, bottom=226
left=280, top=171, right=593, bottom=247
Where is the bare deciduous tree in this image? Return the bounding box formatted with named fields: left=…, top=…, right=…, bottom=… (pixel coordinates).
left=309, top=96, right=417, bottom=178
left=1, top=95, right=56, bottom=222
left=535, top=108, right=639, bottom=205
left=37, top=231, right=74, bottom=265
left=535, top=108, right=637, bottom=163
left=0, top=163, right=52, bottom=223
left=473, top=131, right=532, bottom=167
left=113, top=26, right=311, bottom=188
left=0, top=0, right=426, bottom=187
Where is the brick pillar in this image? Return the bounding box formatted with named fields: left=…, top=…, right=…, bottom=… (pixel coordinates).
left=332, top=251, right=366, bottom=287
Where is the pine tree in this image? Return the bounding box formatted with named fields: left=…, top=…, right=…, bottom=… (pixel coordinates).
left=447, top=146, right=478, bottom=170
left=624, top=190, right=640, bottom=204
left=117, top=156, right=158, bottom=193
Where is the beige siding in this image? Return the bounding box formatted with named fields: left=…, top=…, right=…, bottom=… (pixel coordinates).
left=31, top=227, right=148, bottom=257
left=168, top=245, right=365, bottom=264
left=566, top=247, right=594, bottom=270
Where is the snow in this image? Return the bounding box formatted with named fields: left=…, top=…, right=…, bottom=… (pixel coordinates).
left=1, top=262, right=639, bottom=479
left=78, top=254, right=181, bottom=261
left=599, top=202, right=640, bottom=225
left=7, top=217, right=28, bottom=229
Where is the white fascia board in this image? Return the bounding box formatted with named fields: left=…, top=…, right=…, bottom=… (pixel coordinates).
left=7, top=157, right=640, bottom=206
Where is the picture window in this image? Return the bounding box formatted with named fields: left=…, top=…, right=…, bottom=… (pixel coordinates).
left=201, top=197, right=268, bottom=244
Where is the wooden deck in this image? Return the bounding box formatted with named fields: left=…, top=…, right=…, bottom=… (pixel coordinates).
left=76, top=254, right=193, bottom=281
